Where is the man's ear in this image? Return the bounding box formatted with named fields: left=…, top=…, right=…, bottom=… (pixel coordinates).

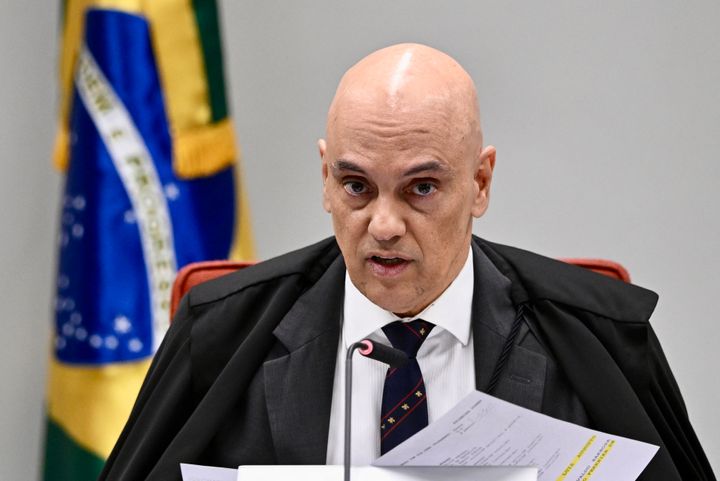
left=318, top=139, right=331, bottom=213
left=471, top=145, right=496, bottom=218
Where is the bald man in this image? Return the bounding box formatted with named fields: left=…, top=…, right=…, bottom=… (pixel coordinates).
left=100, top=44, right=714, bottom=481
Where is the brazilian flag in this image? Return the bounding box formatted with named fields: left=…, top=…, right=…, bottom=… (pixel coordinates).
left=43, top=2, right=254, bottom=480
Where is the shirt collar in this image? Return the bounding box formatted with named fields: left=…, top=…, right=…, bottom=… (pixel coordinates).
left=343, top=247, right=474, bottom=347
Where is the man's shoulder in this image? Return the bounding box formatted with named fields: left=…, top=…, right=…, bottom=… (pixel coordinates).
left=474, top=237, right=659, bottom=323
left=186, top=236, right=342, bottom=309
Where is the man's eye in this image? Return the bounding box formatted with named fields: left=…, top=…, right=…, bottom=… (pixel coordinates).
left=343, top=181, right=368, bottom=195
left=411, top=182, right=437, bottom=196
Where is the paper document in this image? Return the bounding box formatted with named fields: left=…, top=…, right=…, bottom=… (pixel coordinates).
left=374, top=390, right=658, bottom=481
left=180, top=463, right=237, bottom=481
left=237, top=465, right=537, bottom=480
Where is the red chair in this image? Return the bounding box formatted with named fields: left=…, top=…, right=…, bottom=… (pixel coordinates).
left=169, top=258, right=630, bottom=320
left=558, top=258, right=630, bottom=283
left=170, top=260, right=255, bottom=320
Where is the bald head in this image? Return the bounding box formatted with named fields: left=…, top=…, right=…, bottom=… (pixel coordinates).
left=326, top=43, right=483, bottom=151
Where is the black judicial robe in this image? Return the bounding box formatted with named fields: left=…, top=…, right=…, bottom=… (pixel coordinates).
left=99, top=237, right=716, bottom=481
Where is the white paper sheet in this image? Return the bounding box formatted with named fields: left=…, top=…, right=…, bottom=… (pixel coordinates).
left=237, top=465, right=537, bottom=480
left=180, top=463, right=237, bottom=481
left=373, top=390, right=658, bottom=481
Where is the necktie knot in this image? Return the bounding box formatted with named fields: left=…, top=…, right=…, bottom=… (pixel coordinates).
left=382, top=319, right=435, bottom=358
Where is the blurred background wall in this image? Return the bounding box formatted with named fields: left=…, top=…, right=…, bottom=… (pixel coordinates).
left=1, top=1, right=718, bottom=478
left=0, top=3, right=60, bottom=480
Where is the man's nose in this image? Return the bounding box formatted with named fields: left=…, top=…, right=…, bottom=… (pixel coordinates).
left=367, top=196, right=406, bottom=241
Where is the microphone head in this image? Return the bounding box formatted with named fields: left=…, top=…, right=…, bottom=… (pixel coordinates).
left=358, top=339, right=408, bottom=368
left=358, top=339, right=374, bottom=356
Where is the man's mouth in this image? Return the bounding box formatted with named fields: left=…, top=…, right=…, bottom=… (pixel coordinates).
left=370, top=256, right=406, bottom=266
left=367, top=255, right=411, bottom=277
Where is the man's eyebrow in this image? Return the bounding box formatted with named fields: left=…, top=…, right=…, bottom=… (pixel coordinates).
left=402, top=160, right=448, bottom=177
left=332, top=159, right=366, bottom=174
left=331, top=159, right=448, bottom=176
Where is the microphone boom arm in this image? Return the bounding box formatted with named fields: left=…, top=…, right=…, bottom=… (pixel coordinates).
left=344, top=339, right=408, bottom=481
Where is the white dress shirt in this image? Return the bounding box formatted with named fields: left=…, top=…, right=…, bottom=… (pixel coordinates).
left=326, top=248, right=475, bottom=465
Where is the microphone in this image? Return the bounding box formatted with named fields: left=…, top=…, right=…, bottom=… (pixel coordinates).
left=344, top=339, right=408, bottom=481
left=357, top=339, right=409, bottom=369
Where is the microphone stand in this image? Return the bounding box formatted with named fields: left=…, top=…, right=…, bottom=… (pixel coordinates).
left=344, top=340, right=408, bottom=481
left=344, top=341, right=366, bottom=481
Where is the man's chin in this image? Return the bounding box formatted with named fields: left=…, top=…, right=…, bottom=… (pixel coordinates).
left=364, top=290, right=425, bottom=318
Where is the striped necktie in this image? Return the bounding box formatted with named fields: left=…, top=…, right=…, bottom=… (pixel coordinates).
left=380, top=319, right=435, bottom=454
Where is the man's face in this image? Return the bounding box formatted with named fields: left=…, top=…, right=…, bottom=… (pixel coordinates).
left=320, top=99, right=495, bottom=316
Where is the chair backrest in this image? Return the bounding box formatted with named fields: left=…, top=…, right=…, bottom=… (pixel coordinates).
left=170, top=260, right=255, bottom=319
left=169, top=257, right=631, bottom=320
left=558, top=258, right=631, bottom=283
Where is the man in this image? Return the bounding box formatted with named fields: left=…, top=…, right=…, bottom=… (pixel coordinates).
left=100, top=44, right=715, bottom=480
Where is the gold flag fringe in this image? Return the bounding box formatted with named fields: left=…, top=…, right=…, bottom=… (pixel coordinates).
left=173, top=118, right=237, bottom=179
left=53, top=125, right=71, bottom=171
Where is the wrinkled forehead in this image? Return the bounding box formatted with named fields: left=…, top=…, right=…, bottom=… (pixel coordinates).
left=329, top=93, right=459, bottom=151
left=326, top=105, right=476, bottom=184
